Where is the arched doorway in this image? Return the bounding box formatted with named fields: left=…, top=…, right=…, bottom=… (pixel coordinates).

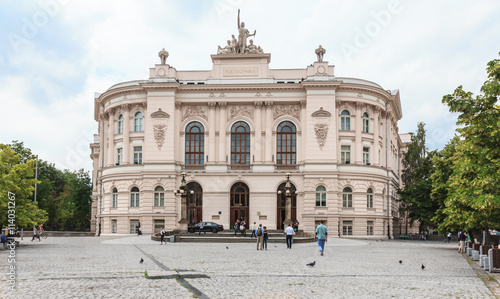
left=230, top=182, right=249, bottom=227
left=276, top=182, right=297, bottom=230
left=187, top=182, right=202, bottom=225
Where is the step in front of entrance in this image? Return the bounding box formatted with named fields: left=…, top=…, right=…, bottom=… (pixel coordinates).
left=178, top=236, right=315, bottom=243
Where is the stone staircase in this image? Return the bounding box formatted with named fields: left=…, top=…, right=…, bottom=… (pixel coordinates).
left=152, top=230, right=315, bottom=243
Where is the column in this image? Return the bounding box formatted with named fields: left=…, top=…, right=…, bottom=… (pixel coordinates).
left=354, top=102, right=363, bottom=164
left=264, top=101, right=273, bottom=163
left=208, top=102, right=216, bottom=164
left=254, top=101, right=263, bottom=163
left=106, top=110, right=114, bottom=166
left=373, top=106, right=380, bottom=166
left=175, top=102, right=182, bottom=163
left=218, top=102, right=227, bottom=163
left=122, top=104, right=130, bottom=164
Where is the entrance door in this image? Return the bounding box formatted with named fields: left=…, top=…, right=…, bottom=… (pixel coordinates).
left=187, top=182, right=202, bottom=224
left=230, top=182, right=249, bottom=228
left=276, top=182, right=297, bottom=230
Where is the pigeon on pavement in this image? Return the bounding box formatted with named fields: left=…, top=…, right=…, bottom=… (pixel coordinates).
left=306, top=261, right=316, bottom=267
left=140, top=258, right=144, bottom=264
left=399, top=260, right=402, bottom=264
left=421, top=264, right=425, bottom=270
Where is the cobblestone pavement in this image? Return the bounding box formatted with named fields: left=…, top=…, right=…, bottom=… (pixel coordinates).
left=1, top=236, right=498, bottom=298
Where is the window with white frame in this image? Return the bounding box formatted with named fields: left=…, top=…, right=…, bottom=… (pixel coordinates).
left=363, top=147, right=370, bottom=165
left=185, top=121, right=205, bottom=165
left=340, top=110, right=351, bottom=131
left=367, top=221, right=374, bottom=235
left=134, top=111, right=143, bottom=132
left=367, top=188, right=373, bottom=208
left=130, top=187, right=140, bottom=207
left=343, top=220, right=353, bottom=235
left=315, top=186, right=326, bottom=207
left=112, top=188, right=118, bottom=208
left=362, top=112, right=370, bottom=133
left=111, top=219, right=117, bottom=233
left=116, top=148, right=123, bottom=165
left=133, top=146, right=142, bottom=164
left=130, top=219, right=139, bottom=234
left=343, top=187, right=352, bottom=208
left=117, top=115, right=123, bottom=134
left=154, top=186, right=164, bottom=207
left=341, top=145, right=351, bottom=164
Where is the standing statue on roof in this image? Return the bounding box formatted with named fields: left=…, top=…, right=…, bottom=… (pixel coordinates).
left=158, top=48, right=169, bottom=64
left=315, top=45, right=326, bottom=62
left=237, top=9, right=256, bottom=54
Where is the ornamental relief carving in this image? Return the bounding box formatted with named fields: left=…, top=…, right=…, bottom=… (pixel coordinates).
left=273, top=105, right=301, bottom=120
left=183, top=105, right=207, bottom=121
left=314, top=123, right=328, bottom=150
left=228, top=105, right=253, bottom=120
left=153, top=125, right=166, bottom=150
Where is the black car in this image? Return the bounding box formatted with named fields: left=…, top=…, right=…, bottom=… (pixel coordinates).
left=188, top=222, right=224, bottom=233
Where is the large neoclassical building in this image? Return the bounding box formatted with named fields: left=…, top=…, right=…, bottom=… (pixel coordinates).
left=90, top=17, right=407, bottom=238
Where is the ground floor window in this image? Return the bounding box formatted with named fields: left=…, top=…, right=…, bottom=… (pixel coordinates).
left=343, top=220, right=353, bottom=235
left=154, top=219, right=165, bottom=234
left=111, top=219, right=117, bottom=233
left=130, top=219, right=139, bottom=234
left=367, top=221, right=374, bottom=235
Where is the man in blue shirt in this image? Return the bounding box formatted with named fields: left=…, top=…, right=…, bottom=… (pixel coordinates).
left=315, top=221, right=328, bottom=256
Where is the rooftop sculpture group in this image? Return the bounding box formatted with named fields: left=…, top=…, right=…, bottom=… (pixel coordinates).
left=217, top=9, right=264, bottom=55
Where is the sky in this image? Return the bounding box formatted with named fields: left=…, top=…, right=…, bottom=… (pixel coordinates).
left=1, top=0, right=499, bottom=173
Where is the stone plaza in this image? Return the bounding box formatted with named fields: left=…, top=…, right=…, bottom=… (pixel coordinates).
left=2, top=236, right=499, bottom=298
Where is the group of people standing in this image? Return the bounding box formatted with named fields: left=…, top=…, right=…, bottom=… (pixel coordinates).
left=458, top=230, right=469, bottom=253
left=233, top=218, right=247, bottom=237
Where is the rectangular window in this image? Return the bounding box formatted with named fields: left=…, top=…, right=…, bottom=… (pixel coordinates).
left=112, top=219, right=117, bottom=233
left=343, top=193, right=352, bottom=208
left=154, top=192, right=164, bottom=207
left=367, top=221, right=374, bottom=235
left=130, top=193, right=139, bottom=207
left=341, top=117, right=350, bottom=131
left=116, top=148, right=123, bottom=165
left=341, top=145, right=351, bottom=164
left=134, top=146, right=142, bottom=164
left=154, top=220, right=165, bottom=234
left=130, top=220, right=139, bottom=234
left=315, top=191, right=326, bottom=207
left=363, top=118, right=369, bottom=133
left=343, top=221, right=353, bottom=235
left=367, top=193, right=373, bottom=208
left=363, top=147, right=370, bottom=165
left=112, top=192, right=118, bottom=208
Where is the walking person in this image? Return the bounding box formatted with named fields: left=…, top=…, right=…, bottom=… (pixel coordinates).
left=315, top=220, right=328, bottom=256
left=136, top=222, right=142, bottom=235
left=198, top=222, right=206, bottom=235
left=458, top=230, right=466, bottom=253
left=250, top=222, right=257, bottom=238
left=255, top=224, right=264, bottom=250
left=447, top=232, right=452, bottom=243
left=31, top=225, right=40, bottom=242
left=263, top=226, right=268, bottom=250
left=160, top=227, right=166, bottom=245
left=285, top=224, right=294, bottom=249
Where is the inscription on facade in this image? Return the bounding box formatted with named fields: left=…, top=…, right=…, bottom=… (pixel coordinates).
left=223, top=67, right=259, bottom=77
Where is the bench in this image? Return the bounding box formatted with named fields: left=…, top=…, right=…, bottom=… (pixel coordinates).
left=487, top=248, right=500, bottom=273
left=480, top=245, right=494, bottom=267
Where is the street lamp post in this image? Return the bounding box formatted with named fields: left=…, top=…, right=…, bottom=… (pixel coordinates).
left=174, top=172, right=194, bottom=232
left=278, top=173, right=297, bottom=227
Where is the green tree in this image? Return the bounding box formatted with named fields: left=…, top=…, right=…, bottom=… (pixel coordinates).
left=440, top=52, right=500, bottom=237
left=398, top=123, right=438, bottom=233
left=0, top=144, right=48, bottom=228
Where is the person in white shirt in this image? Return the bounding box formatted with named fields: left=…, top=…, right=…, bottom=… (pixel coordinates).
left=160, top=227, right=166, bottom=245
left=285, top=224, right=294, bottom=249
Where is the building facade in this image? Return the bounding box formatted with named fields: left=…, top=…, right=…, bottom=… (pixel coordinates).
left=90, top=23, right=407, bottom=238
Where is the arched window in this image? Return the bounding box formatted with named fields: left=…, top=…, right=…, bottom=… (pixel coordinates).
left=134, top=111, right=143, bottom=132
left=185, top=122, right=205, bottom=165
left=154, top=186, right=164, bottom=207
left=362, top=112, right=370, bottom=133
left=276, top=121, right=296, bottom=165
left=231, top=121, right=250, bottom=165
left=117, top=115, right=123, bottom=134
left=340, top=110, right=350, bottom=131
left=130, top=187, right=140, bottom=207
left=315, top=186, right=326, bottom=207
left=230, top=182, right=249, bottom=225
left=112, top=188, right=118, bottom=208
left=367, top=188, right=373, bottom=208
left=342, top=187, right=352, bottom=208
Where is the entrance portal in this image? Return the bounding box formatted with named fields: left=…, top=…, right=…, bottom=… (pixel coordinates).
left=187, top=182, right=202, bottom=224
left=230, top=182, right=249, bottom=228
left=276, top=182, right=297, bottom=230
